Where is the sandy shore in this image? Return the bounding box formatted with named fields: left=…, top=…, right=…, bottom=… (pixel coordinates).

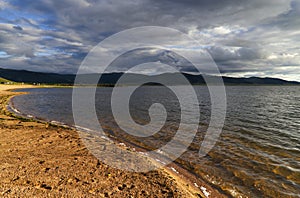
left=0, top=85, right=224, bottom=197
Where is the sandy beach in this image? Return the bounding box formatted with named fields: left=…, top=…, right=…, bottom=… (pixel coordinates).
left=0, top=85, right=226, bottom=198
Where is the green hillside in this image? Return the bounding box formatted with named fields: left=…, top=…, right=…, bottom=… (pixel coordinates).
left=0, top=77, right=14, bottom=84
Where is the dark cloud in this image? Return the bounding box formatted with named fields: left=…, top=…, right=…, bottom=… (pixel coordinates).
left=107, top=48, right=194, bottom=73
left=0, top=0, right=299, bottom=81
left=12, top=25, right=23, bottom=31
left=207, top=46, right=262, bottom=62
left=265, top=0, right=300, bottom=30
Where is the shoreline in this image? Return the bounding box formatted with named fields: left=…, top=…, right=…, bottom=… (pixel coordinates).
left=0, top=84, right=225, bottom=197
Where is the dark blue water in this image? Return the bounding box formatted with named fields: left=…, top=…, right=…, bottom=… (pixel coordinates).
left=11, top=86, right=300, bottom=197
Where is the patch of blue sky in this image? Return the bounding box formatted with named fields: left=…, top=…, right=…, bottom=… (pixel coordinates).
left=38, top=24, right=57, bottom=31
left=167, top=45, right=211, bottom=50
left=0, top=8, right=40, bottom=21
left=0, top=51, right=11, bottom=58
left=34, top=48, right=59, bottom=57
left=34, top=51, right=53, bottom=57
left=0, top=7, right=56, bottom=31
left=41, top=35, right=55, bottom=40
left=34, top=48, right=73, bottom=57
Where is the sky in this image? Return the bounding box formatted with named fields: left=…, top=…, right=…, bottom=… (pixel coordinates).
left=0, top=0, right=299, bottom=81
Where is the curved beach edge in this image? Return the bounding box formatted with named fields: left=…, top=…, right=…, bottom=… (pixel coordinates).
left=0, top=84, right=225, bottom=198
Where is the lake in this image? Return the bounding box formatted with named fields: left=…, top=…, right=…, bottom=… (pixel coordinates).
left=11, top=86, right=300, bottom=197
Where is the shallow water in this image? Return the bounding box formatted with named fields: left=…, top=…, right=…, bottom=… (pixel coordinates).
left=12, top=86, right=300, bottom=197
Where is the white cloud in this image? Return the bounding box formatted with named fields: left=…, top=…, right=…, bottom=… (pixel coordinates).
left=0, top=0, right=10, bottom=10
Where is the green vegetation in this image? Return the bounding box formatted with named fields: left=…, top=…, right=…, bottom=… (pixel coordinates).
left=0, top=77, right=14, bottom=84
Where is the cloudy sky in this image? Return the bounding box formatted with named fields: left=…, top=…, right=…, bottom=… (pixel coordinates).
left=0, top=0, right=299, bottom=81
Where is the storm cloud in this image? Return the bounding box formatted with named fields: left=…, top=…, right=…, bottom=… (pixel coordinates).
left=0, top=0, right=299, bottom=81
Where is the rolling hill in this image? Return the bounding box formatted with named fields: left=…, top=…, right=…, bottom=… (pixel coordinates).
left=0, top=68, right=299, bottom=85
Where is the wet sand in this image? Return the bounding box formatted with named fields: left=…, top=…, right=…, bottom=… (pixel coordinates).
left=0, top=85, right=224, bottom=197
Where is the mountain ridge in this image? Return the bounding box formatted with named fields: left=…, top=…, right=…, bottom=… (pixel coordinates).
left=0, top=68, right=299, bottom=85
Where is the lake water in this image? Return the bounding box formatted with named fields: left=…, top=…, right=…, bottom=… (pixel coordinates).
left=11, top=86, right=300, bottom=197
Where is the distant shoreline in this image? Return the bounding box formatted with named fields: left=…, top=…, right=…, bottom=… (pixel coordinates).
left=0, top=68, right=299, bottom=86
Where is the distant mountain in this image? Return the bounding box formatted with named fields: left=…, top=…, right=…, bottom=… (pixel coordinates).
left=0, top=68, right=299, bottom=85
left=0, top=68, right=74, bottom=84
